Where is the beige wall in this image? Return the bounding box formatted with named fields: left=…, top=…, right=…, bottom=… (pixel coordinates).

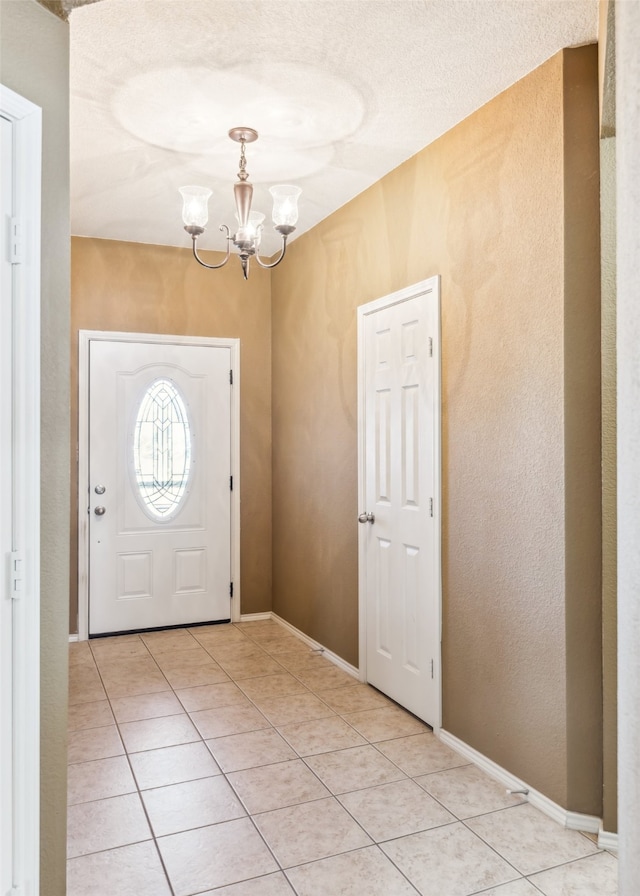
left=271, top=47, right=602, bottom=812
left=1, top=1, right=70, bottom=892
left=70, top=238, right=273, bottom=627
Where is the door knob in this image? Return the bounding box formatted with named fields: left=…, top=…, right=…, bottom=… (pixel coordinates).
left=94, top=506, right=106, bottom=516
left=358, top=512, right=375, bottom=524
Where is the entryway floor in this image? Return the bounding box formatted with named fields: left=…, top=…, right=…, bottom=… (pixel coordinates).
left=67, top=619, right=617, bottom=895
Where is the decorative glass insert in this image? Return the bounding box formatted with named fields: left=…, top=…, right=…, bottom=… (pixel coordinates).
left=133, top=378, right=192, bottom=519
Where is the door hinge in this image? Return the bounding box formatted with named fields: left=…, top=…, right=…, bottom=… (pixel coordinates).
left=429, top=336, right=433, bottom=357
left=431, top=659, right=434, bottom=679
left=229, top=369, right=233, bottom=385
left=230, top=475, right=233, bottom=491
left=229, top=582, right=234, bottom=598
left=429, top=497, right=434, bottom=517
left=9, top=217, right=23, bottom=264
left=8, top=551, right=25, bottom=600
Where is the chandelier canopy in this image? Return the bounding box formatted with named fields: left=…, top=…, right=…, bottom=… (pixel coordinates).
left=179, top=127, right=301, bottom=280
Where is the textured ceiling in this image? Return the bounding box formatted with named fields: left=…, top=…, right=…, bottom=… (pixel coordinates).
left=70, top=0, right=598, bottom=255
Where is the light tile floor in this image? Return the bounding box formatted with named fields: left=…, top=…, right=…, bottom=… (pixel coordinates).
left=67, top=620, right=618, bottom=895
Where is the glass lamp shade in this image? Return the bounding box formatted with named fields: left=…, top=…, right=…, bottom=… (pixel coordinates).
left=179, top=186, right=212, bottom=228
left=235, top=210, right=265, bottom=245
left=269, top=184, right=302, bottom=227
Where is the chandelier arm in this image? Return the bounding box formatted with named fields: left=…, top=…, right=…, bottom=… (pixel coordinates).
left=254, top=234, right=289, bottom=270
left=191, top=225, right=232, bottom=270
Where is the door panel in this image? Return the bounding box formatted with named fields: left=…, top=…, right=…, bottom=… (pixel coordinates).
left=359, top=277, right=441, bottom=727
left=89, top=339, right=231, bottom=635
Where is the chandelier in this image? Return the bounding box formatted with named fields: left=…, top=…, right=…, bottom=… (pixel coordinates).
left=179, top=127, right=301, bottom=280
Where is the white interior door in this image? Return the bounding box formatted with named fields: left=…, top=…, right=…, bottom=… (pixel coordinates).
left=358, top=277, right=441, bottom=727
left=89, top=338, right=232, bottom=635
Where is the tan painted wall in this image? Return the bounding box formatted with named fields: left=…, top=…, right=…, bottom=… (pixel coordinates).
left=271, top=47, right=602, bottom=812
left=1, top=2, right=70, bottom=892
left=70, top=239, right=272, bottom=628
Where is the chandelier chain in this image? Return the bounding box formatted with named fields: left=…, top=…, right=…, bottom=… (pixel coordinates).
left=237, top=140, right=249, bottom=182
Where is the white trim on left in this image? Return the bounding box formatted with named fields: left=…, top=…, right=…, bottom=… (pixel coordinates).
left=0, top=82, right=42, bottom=896
left=77, top=330, right=241, bottom=639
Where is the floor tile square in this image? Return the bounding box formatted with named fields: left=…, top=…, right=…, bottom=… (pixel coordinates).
left=466, top=804, right=599, bottom=875
left=110, top=690, right=185, bottom=723
left=69, top=641, right=95, bottom=667
left=99, top=657, right=170, bottom=698
left=294, top=665, right=358, bottom=692
left=376, top=732, right=469, bottom=776
left=206, top=727, right=297, bottom=772
left=253, top=796, right=372, bottom=867
left=238, top=671, right=309, bottom=701
left=152, top=645, right=219, bottom=671
left=228, top=758, right=330, bottom=813
left=318, top=684, right=394, bottom=715
left=68, top=755, right=136, bottom=805
left=190, top=623, right=250, bottom=647
left=277, top=715, right=367, bottom=756
left=190, top=703, right=270, bottom=739
left=67, top=840, right=172, bottom=896
left=67, top=792, right=151, bottom=858
left=381, top=821, right=519, bottom=896
left=68, top=725, right=124, bottom=764
left=142, top=774, right=245, bottom=836
left=286, top=845, right=421, bottom=895
left=217, top=653, right=285, bottom=679
left=68, top=699, right=114, bottom=731
left=174, top=681, right=251, bottom=712
left=199, top=872, right=296, bottom=895
left=478, top=881, right=552, bottom=895
left=141, top=628, right=199, bottom=653
left=528, top=849, right=618, bottom=894
left=416, top=764, right=526, bottom=819
left=119, top=713, right=200, bottom=753
left=68, top=668, right=107, bottom=705
left=161, top=660, right=230, bottom=689
left=305, top=744, right=407, bottom=794
left=339, top=778, right=455, bottom=841
left=342, top=706, right=428, bottom=741
left=90, top=635, right=149, bottom=662
left=158, top=817, right=278, bottom=896
left=251, top=692, right=336, bottom=726
left=129, top=741, right=221, bottom=790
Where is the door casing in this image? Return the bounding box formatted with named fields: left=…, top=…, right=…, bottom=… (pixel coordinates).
left=0, top=83, right=42, bottom=896
left=357, top=276, right=442, bottom=730
left=78, top=330, right=241, bottom=640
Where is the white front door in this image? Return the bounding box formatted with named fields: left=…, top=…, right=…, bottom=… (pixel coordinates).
left=88, top=337, right=233, bottom=635
left=358, top=277, right=441, bottom=727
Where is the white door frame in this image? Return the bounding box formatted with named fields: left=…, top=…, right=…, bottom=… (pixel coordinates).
left=0, top=83, right=42, bottom=896
left=357, top=276, right=442, bottom=730
left=78, top=330, right=241, bottom=640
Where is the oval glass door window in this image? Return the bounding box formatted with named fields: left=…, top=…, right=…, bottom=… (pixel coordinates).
left=132, top=378, right=192, bottom=520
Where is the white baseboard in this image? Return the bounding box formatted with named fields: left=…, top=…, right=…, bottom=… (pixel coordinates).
left=598, top=829, right=618, bottom=852
left=239, top=612, right=272, bottom=623
left=438, top=729, right=603, bottom=838
left=68, top=634, right=79, bottom=643
left=271, top=613, right=360, bottom=679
